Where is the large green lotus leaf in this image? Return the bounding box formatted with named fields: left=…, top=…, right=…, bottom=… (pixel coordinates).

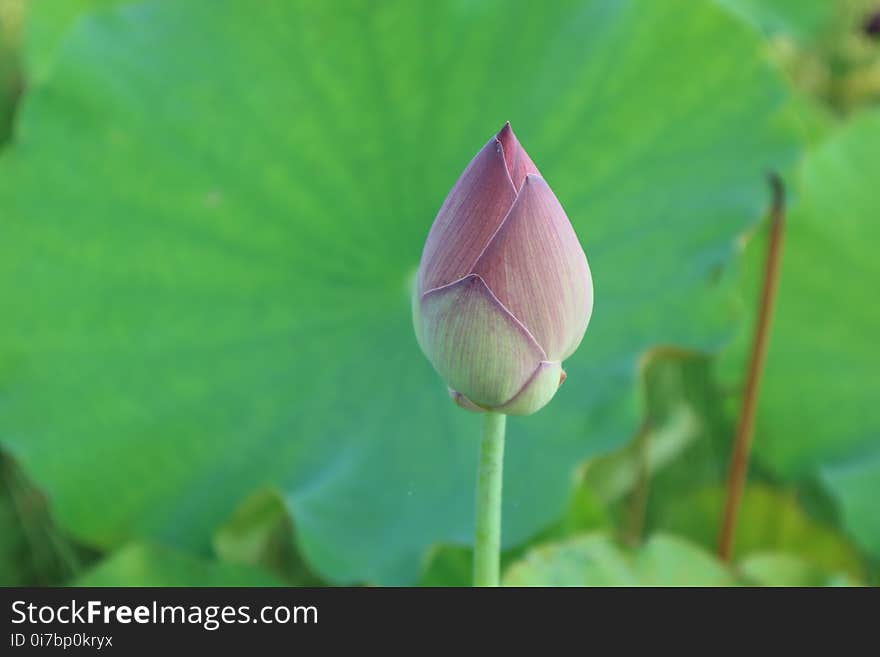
left=75, top=543, right=282, bottom=586
left=0, top=0, right=799, bottom=583
left=503, top=532, right=735, bottom=586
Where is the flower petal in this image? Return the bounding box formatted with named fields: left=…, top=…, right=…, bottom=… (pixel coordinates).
left=472, top=175, right=592, bottom=361
left=419, top=274, right=545, bottom=408
left=496, top=361, right=564, bottom=416
left=417, top=137, right=517, bottom=293
left=496, top=122, right=541, bottom=191
left=448, top=387, right=486, bottom=413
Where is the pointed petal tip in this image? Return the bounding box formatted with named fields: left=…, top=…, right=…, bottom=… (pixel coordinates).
left=495, top=124, right=541, bottom=191
left=496, top=121, right=515, bottom=146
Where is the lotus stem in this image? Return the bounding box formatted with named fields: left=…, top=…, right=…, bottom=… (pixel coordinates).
left=718, top=174, right=785, bottom=561
left=473, top=412, right=506, bottom=587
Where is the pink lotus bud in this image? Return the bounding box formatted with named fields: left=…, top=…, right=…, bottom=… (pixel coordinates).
left=413, top=123, right=593, bottom=416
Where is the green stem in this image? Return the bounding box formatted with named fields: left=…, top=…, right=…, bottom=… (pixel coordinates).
left=473, top=412, right=506, bottom=587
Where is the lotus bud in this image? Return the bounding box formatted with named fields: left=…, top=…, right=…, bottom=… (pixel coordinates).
left=413, top=122, right=593, bottom=416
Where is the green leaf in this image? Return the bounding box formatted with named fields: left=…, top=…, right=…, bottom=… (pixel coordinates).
left=819, top=455, right=880, bottom=562
left=503, top=532, right=735, bottom=586
left=213, top=489, right=324, bottom=586
left=654, top=484, right=867, bottom=580
left=738, top=552, right=858, bottom=586
left=583, top=350, right=730, bottom=505
left=0, top=0, right=799, bottom=583
left=75, top=543, right=283, bottom=586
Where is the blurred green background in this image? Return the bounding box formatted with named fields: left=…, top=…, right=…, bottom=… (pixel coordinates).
left=0, top=0, right=877, bottom=587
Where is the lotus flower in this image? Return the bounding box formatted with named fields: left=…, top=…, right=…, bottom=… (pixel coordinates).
left=413, top=123, right=593, bottom=416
